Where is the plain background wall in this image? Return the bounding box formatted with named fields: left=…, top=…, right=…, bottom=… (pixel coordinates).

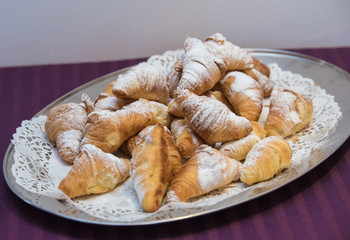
left=1, top=0, right=350, bottom=67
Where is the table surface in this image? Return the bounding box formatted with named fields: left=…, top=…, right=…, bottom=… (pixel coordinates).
left=1, top=47, right=350, bottom=240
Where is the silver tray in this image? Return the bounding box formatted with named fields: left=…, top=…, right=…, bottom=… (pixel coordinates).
left=3, top=49, right=350, bottom=225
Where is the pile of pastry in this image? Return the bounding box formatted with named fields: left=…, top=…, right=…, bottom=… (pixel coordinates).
left=44, top=33, right=313, bottom=213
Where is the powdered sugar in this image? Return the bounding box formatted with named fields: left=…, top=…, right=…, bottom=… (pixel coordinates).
left=81, top=144, right=130, bottom=176
left=57, top=129, right=82, bottom=149
left=56, top=129, right=82, bottom=161
left=129, top=171, right=147, bottom=207
left=166, top=190, right=180, bottom=202
left=197, top=148, right=228, bottom=191
left=182, top=92, right=251, bottom=144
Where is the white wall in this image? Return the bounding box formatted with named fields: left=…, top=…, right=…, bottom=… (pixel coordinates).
left=1, top=0, right=350, bottom=67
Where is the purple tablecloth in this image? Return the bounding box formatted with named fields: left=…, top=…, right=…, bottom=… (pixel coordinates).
left=1, top=48, right=350, bottom=239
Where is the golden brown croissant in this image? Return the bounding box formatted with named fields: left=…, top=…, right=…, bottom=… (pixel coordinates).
left=171, top=118, right=204, bottom=159
left=112, top=62, right=169, bottom=104
left=252, top=57, right=270, bottom=77
left=130, top=124, right=182, bottom=212
left=81, top=98, right=172, bottom=153
left=221, top=71, right=263, bottom=121
left=204, top=33, right=254, bottom=71
left=244, top=68, right=273, bottom=97
left=265, top=89, right=313, bottom=138
left=173, top=37, right=226, bottom=97
left=220, top=121, right=267, bottom=161
left=167, top=144, right=241, bottom=202
left=240, top=136, right=292, bottom=185
left=58, top=144, right=130, bottom=198
left=45, top=103, right=87, bottom=163
left=178, top=91, right=252, bottom=145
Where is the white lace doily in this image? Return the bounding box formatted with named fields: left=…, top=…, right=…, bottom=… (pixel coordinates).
left=11, top=49, right=342, bottom=223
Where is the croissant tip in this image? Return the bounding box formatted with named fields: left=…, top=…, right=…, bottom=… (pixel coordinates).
left=58, top=181, right=73, bottom=199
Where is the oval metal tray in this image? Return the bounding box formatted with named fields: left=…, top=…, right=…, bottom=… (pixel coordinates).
left=3, top=49, right=350, bottom=225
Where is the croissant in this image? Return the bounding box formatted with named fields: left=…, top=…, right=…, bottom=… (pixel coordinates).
left=167, top=145, right=241, bottom=202
left=58, top=144, right=130, bottom=198
left=178, top=91, right=252, bottom=145
left=112, top=62, right=169, bottom=104
left=45, top=103, right=87, bottom=163
left=171, top=118, right=204, bottom=159
left=240, top=136, right=292, bottom=185
left=252, top=57, right=270, bottom=77
left=173, top=37, right=226, bottom=97
left=81, top=98, right=172, bottom=153
left=131, top=124, right=182, bottom=212
left=265, top=89, right=313, bottom=138
left=204, top=33, right=254, bottom=71
left=220, top=121, right=267, bottom=161
left=221, top=71, right=263, bottom=121
left=243, top=68, right=273, bottom=97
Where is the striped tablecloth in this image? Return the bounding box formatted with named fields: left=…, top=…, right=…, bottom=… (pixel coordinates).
left=1, top=48, right=350, bottom=240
